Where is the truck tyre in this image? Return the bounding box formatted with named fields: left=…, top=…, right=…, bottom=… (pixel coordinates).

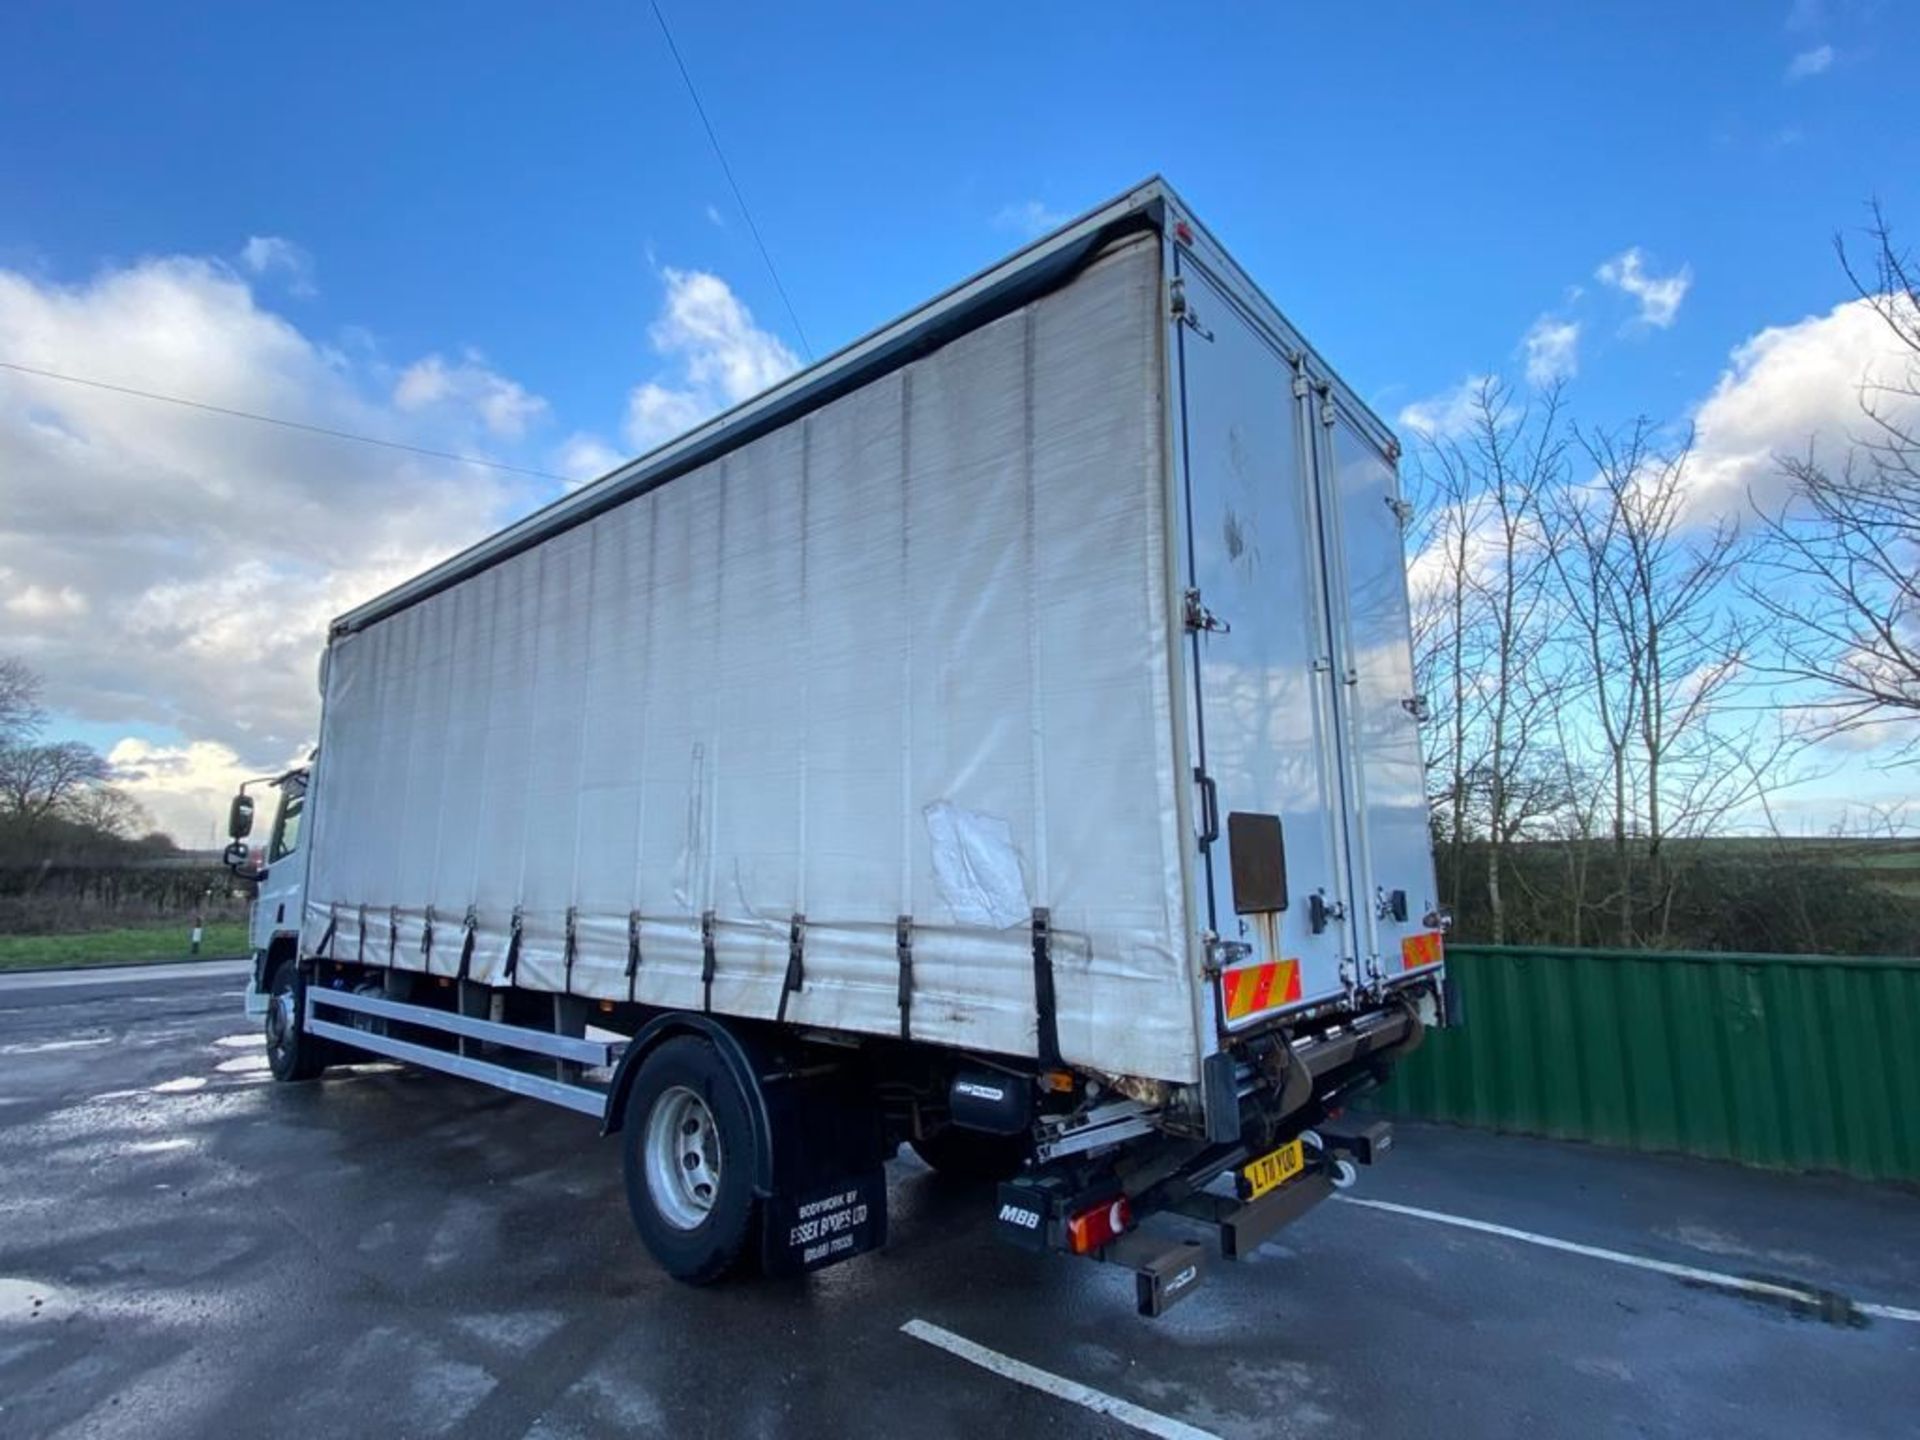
left=621, top=1036, right=760, bottom=1285
left=264, top=959, right=327, bottom=1082
left=911, top=1127, right=1030, bottom=1183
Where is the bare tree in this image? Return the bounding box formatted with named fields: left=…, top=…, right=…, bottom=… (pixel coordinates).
left=1748, top=204, right=1920, bottom=760
left=0, top=739, right=113, bottom=824
left=1404, top=380, right=1572, bottom=941
left=1460, top=382, right=1567, bottom=942
left=62, top=784, right=151, bottom=840
left=0, top=657, right=127, bottom=834
left=0, top=655, right=44, bottom=744
left=1552, top=421, right=1780, bottom=944
left=1546, top=425, right=1646, bottom=944
left=1541, top=697, right=1607, bottom=948
left=1406, top=421, right=1492, bottom=914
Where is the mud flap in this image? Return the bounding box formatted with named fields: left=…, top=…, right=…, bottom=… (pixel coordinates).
left=757, top=1063, right=890, bottom=1277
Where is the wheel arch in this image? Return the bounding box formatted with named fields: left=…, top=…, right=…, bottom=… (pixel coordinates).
left=253, top=931, right=301, bottom=994
left=602, top=1015, right=776, bottom=1196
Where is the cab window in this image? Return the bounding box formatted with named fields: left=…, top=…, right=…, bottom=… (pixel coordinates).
left=269, top=788, right=305, bottom=862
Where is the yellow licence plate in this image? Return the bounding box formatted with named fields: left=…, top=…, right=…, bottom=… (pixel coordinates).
left=1240, top=1139, right=1306, bottom=1201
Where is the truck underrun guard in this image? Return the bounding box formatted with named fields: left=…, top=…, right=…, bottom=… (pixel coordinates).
left=996, top=997, right=1425, bottom=1314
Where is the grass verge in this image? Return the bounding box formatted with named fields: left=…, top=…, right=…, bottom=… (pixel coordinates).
left=0, top=921, right=252, bottom=973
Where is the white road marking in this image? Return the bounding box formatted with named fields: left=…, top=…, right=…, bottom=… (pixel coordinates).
left=0, top=959, right=249, bottom=992
left=1858, top=1300, right=1920, bottom=1324
left=0, top=1036, right=111, bottom=1055
left=1339, top=1195, right=1920, bottom=1325
left=901, top=1319, right=1222, bottom=1440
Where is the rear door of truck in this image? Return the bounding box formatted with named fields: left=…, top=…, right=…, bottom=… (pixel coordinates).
left=1170, top=233, right=1440, bottom=1032
left=1169, top=249, right=1356, bottom=1026
left=1311, top=395, right=1441, bottom=985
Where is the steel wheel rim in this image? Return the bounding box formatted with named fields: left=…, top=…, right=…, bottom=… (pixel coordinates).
left=266, top=983, right=296, bottom=1062
left=644, top=1084, right=721, bottom=1230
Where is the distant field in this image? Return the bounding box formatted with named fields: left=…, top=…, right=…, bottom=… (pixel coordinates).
left=0, top=921, right=251, bottom=972
left=1670, top=837, right=1920, bottom=899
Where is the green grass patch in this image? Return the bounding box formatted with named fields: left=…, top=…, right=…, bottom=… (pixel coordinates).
left=0, top=921, right=251, bottom=972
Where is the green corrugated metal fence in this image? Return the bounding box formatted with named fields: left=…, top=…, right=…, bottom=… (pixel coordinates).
left=1373, top=945, right=1920, bottom=1183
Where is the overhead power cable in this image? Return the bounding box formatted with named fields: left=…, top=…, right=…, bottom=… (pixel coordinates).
left=0, top=358, right=571, bottom=483
left=648, top=0, right=815, bottom=362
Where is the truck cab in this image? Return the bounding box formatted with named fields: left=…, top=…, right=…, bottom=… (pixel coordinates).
left=224, top=766, right=309, bottom=1016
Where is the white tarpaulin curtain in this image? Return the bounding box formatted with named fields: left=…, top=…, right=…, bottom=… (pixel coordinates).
left=302, top=236, right=1199, bottom=1082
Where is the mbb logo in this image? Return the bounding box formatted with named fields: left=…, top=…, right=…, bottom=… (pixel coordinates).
left=997, top=1203, right=1041, bottom=1230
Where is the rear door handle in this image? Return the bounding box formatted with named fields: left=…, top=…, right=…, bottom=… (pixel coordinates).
left=1194, top=769, right=1219, bottom=849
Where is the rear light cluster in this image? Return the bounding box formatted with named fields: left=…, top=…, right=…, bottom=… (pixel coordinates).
left=1066, top=1196, right=1133, bottom=1255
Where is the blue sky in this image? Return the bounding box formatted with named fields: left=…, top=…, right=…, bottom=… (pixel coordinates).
left=6, top=2, right=1909, bottom=431
left=1, top=0, right=1915, bottom=839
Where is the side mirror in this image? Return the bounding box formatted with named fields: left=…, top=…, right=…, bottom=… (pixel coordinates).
left=227, top=793, right=255, bottom=840
left=222, top=840, right=249, bottom=869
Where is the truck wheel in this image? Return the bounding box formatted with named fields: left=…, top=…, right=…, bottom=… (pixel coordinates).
left=264, top=959, right=327, bottom=1082
left=621, top=1037, right=759, bottom=1285
left=911, top=1127, right=1030, bottom=1182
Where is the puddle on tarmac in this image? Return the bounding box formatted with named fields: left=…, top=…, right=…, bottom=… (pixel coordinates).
left=0, top=1278, right=69, bottom=1323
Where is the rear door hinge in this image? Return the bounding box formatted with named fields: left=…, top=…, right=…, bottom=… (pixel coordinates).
left=1183, top=588, right=1230, bottom=635
left=1202, top=932, right=1251, bottom=978
left=1168, top=277, right=1214, bottom=342
left=1385, top=494, right=1414, bottom=526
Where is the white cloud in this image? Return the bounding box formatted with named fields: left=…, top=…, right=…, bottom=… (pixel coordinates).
left=0, top=248, right=553, bottom=839
left=1785, top=43, right=1834, bottom=81
left=1398, top=375, right=1495, bottom=440
left=622, top=267, right=800, bottom=451
left=239, top=235, right=316, bottom=297
left=1784, top=0, right=1826, bottom=32
left=1596, top=248, right=1692, bottom=329
left=1686, top=293, right=1920, bottom=518
left=392, top=351, right=548, bottom=438
left=5, top=582, right=88, bottom=619
left=993, top=200, right=1069, bottom=238
left=555, top=431, right=624, bottom=487
left=1523, top=316, right=1581, bottom=387
left=107, top=735, right=301, bottom=849
left=704, top=203, right=726, bottom=229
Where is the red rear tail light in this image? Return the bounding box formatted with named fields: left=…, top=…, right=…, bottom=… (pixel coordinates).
left=1066, top=1195, right=1133, bottom=1254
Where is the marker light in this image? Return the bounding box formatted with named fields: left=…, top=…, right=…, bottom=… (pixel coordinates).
left=1067, top=1196, right=1133, bottom=1254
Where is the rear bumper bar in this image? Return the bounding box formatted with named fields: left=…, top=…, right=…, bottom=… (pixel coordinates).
left=997, top=1114, right=1396, bottom=1315
left=1205, top=995, right=1422, bottom=1143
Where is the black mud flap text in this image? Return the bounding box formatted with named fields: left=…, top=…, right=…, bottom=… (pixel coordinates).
left=763, top=1168, right=888, bottom=1276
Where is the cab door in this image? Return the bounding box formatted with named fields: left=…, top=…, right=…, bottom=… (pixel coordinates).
left=1171, top=254, right=1356, bottom=1026
left=251, top=771, right=309, bottom=955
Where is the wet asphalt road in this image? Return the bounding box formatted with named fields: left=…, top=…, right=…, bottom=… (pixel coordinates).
left=2, top=965, right=1916, bottom=1440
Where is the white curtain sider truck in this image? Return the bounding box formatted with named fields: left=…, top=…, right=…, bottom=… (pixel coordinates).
left=224, top=178, right=1450, bottom=1315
